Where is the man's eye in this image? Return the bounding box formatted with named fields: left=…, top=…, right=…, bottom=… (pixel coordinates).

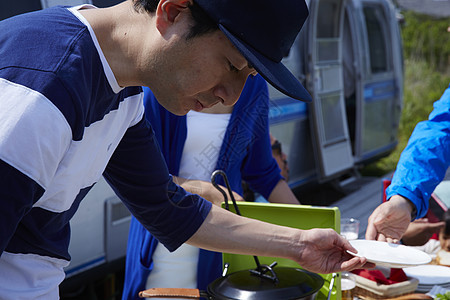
left=229, top=62, right=239, bottom=72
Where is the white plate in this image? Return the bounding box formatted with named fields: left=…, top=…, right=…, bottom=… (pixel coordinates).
left=404, top=265, right=450, bottom=285
left=348, top=240, right=431, bottom=268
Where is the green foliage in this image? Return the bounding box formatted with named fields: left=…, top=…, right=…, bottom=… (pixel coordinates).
left=400, top=59, right=450, bottom=136
left=362, top=59, right=450, bottom=176
left=436, top=291, right=450, bottom=300
left=361, top=11, right=450, bottom=176
left=401, top=11, right=450, bottom=73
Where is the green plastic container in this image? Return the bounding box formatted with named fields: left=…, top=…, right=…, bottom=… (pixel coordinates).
left=221, top=202, right=342, bottom=300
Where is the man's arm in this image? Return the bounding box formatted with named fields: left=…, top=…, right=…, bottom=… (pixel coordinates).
left=0, top=77, right=72, bottom=254
left=174, top=176, right=299, bottom=206
left=104, top=118, right=212, bottom=252
left=401, top=218, right=445, bottom=246
left=187, top=205, right=374, bottom=274
left=267, top=179, right=299, bottom=204
left=173, top=175, right=244, bottom=206
left=367, top=84, right=450, bottom=241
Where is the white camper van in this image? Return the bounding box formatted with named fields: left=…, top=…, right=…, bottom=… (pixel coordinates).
left=269, top=0, right=403, bottom=189
left=1, top=0, right=404, bottom=288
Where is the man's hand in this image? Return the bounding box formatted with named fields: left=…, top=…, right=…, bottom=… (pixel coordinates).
left=366, top=195, right=415, bottom=242
left=173, top=176, right=244, bottom=206
left=189, top=206, right=375, bottom=275
left=296, top=228, right=375, bottom=274
left=401, top=218, right=445, bottom=246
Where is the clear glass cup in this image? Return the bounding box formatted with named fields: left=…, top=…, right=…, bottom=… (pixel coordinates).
left=341, top=271, right=356, bottom=300
left=341, top=218, right=360, bottom=240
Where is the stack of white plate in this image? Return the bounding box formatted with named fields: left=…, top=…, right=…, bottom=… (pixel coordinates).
left=403, top=265, right=450, bottom=293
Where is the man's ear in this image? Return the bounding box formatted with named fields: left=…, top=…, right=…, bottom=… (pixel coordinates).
left=156, top=0, right=193, bottom=34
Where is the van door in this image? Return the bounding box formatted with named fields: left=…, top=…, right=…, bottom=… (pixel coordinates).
left=307, top=0, right=353, bottom=180
left=350, top=0, right=403, bottom=161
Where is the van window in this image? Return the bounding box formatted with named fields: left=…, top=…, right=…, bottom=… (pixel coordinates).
left=316, top=0, right=341, bottom=38
left=363, top=6, right=390, bottom=73
left=316, top=0, right=342, bottom=62
left=321, top=94, right=346, bottom=143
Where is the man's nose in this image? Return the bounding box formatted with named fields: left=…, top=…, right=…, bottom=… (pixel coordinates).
left=215, top=74, right=250, bottom=106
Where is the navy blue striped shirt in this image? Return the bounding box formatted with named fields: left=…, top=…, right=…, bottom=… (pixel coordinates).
left=0, top=4, right=211, bottom=277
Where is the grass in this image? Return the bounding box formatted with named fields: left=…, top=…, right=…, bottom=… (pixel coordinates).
left=361, top=11, right=450, bottom=176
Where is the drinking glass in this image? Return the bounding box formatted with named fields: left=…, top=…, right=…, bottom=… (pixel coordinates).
left=341, top=218, right=360, bottom=240
left=341, top=271, right=356, bottom=300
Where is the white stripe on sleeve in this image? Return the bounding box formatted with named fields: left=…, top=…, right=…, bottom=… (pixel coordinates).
left=0, top=78, right=71, bottom=189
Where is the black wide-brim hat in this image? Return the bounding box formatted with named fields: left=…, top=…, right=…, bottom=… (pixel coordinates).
left=195, top=0, right=312, bottom=102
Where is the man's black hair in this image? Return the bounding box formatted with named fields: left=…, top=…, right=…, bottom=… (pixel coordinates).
left=132, top=0, right=217, bottom=39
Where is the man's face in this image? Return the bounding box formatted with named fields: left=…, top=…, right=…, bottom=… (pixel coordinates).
left=146, top=30, right=257, bottom=116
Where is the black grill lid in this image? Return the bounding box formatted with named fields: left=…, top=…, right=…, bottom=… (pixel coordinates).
left=207, top=267, right=324, bottom=300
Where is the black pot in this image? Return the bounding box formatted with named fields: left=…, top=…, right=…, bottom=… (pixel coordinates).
left=140, top=171, right=325, bottom=299
left=139, top=267, right=324, bottom=300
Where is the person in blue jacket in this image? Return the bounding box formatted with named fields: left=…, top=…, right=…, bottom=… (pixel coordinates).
left=122, top=75, right=300, bottom=299
left=366, top=83, right=450, bottom=243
